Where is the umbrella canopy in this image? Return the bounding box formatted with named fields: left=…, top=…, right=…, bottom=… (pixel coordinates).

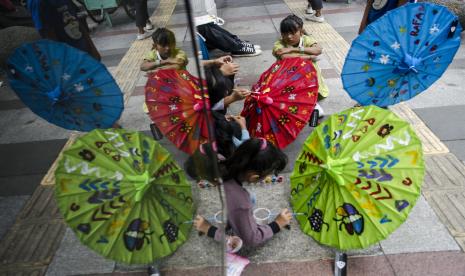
left=55, top=129, right=194, bottom=264
left=290, top=106, right=424, bottom=250
left=241, top=57, right=319, bottom=149
left=145, top=69, right=212, bottom=154
left=7, top=39, right=123, bottom=131
left=342, top=2, right=462, bottom=107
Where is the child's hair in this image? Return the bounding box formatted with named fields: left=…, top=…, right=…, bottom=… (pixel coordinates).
left=212, top=111, right=242, bottom=158
left=220, top=138, right=288, bottom=181
left=280, top=14, right=304, bottom=34
left=184, top=142, right=219, bottom=182
left=152, top=28, right=176, bottom=52
left=204, top=66, right=234, bottom=108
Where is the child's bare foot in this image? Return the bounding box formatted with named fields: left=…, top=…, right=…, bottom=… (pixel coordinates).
left=275, top=208, right=292, bottom=229
left=193, top=215, right=212, bottom=234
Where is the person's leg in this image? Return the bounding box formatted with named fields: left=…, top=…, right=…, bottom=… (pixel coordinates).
left=134, top=0, right=151, bottom=39
left=306, top=0, right=324, bottom=22
left=306, top=0, right=314, bottom=14
left=197, top=23, right=242, bottom=52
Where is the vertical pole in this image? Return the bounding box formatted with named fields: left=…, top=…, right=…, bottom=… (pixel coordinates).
left=334, top=251, right=347, bottom=276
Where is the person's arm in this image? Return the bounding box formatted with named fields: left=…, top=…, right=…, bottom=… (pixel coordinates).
left=358, top=0, right=373, bottom=34
left=223, top=88, right=251, bottom=108
left=140, top=58, right=183, bottom=71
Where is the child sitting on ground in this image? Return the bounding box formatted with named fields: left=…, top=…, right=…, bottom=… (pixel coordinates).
left=140, top=27, right=188, bottom=71
left=272, top=14, right=329, bottom=115
left=188, top=138, right=292, bottom=248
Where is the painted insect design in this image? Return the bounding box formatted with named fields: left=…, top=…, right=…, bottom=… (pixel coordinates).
left=123, top=219, right=153, bottom=251
left=307, top=208, right=329, bottom=232
left=333, top=203, right=364, bottom=235
left=159, top=220, right=179, bottom=243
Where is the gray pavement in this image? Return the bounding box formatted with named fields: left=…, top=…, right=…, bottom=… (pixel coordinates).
left=1, top=0, right=465, bottom=275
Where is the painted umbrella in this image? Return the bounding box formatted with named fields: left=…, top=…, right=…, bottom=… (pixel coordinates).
left=342, top=2, right=462, bottom=107
left=55, top=129, right=194, bottom=264
left=290, top=105, right=424, bottom=250
left=241, top=57, right=319, bottom=149
left=7, top=39, right=123, bottom=131
left=145, top=69, right=212, bottom=154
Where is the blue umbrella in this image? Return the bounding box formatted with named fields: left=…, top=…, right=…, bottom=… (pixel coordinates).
left=7, top=39, right=123, bottom=131
left=341, top=2, right=462, bottom=107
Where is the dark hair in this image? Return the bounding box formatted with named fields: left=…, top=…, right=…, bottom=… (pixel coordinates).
left=212, top=111, right=242, bottom=158
left=280, top=14, right=303, bottom=34
left=184, top=143, right=219, bottom=182
left=220, top=138, right=288, bottom=181
left=204, top=66, right=234, bottom=110
left=152, top=28, right=176, bottom=50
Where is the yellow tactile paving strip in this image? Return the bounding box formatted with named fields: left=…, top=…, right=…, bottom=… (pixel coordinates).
left=282, top=0, right=464, bottom=252
left=39, top=0, right=177, bottom=186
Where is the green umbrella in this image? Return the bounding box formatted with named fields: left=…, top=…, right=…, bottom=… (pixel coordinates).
left=290, top=105, right=424, bottom=250
left=55, top=128, right=194, bottom=264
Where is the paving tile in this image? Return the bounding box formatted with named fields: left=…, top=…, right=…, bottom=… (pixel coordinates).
left=380, top=196, right=460, bottom=254
left=423, top=190, right=465, bottom=238
left=0, top=220, right=66, bottom=267
left=387, top=251, right=465, bottom=276
left=0, top=99, right=26, bottom=111
left=219, top=5, right=270, bottom=19
left=414, top=105, right=465, bottom=141
left=222, top=18, right=277, bottom=36
left=423, top=154, right=465, bottom=191
left=0, top=195, right=29, bottom=241
left=414, top=124, right=449, bottom=155
left=0, top=265, right=48, bottom=275
left=0, top=174, right=44, bottom=196
left=444, top=140, right=465, bottom=163
left=389, top=103, right=425, bottom=126
left=16, top=186, right=62, bottom=223
left=0, top=139, right=67, bottom=177
left=46, top=228, right=115, bottom=276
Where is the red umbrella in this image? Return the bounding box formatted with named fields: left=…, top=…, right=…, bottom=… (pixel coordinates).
left=241, top=57, right=319, bottom=149
left=145, top=69, right=212, bottom=154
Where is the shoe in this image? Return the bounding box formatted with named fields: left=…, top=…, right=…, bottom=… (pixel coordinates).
left=305, top=14, right=325, bottom=23
left=145, top=22, right=154, bottom=31
left=306, top=6, right=314, bottom=14
left=315, top=103, right=324, bottom=118
left=136, top=32, right=152, bottom=40
left=232, top=45, right=262, bottom=57
left=147, top=265, right=160, bottom=276
left=241, top=41, right=261, bottom=50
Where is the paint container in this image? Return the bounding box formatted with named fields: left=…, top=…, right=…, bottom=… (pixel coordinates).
left=226, top=236, right=243, bottom=253
left=253, top=207, right=271, bottom=225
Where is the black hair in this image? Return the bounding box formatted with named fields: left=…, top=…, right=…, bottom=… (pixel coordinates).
left=184, top=143, right=218, bottom=182
left=151, top=28, right=176, bottom=52
left=204, top=66, right=234, bottom=110
left=280, top=14, right=304, bottom=34
left=212, top=111, right=242, bottom=158
left=220, top=138, right=288, bottom=181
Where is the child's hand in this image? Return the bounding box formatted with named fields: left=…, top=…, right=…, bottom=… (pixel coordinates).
left=220, top=62, right=239, bottom=76
left=214, top=55, right=233, bottom=65
left=231, top=88, right=252, bottom=101
left=275, top=208, right=292, bottom=229
left=227, top=115, right=247, bottom=129
left=193, top=215, right=212, bottom=234
left=275, top=48, right=294, bottom=56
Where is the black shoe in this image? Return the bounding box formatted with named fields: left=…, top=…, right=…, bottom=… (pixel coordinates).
left=232, top=45, right=262, bottom=57
left=240, top=41, right=261, bottom=50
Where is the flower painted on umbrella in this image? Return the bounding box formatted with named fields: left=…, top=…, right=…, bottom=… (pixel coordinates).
left=169, top=131, right=175, bottom=137
left=377, top=124, right=394, bottom=138
left=429, top=24, right=440, bottom=34
left=433, top=56, right=441, bottom=63
left=124, top=219, right=153, bottom=251
left=93, top=88, right=103, bottom=96
left=169, top=104, right=178, bottom=111
left=399, top=26, right=407, bottom=34
left=256, top=122, right=262, bottom=133
left=25, top=65, right=33, bottom=73
left=93, top=103, right=102, bottom=111
left=308, top=209, right=329, bottom=232
left=367, top=50, right=376, bottom=61
left=170, top=116, right=180, bottom=124
left=79, top=149, right=95, bottom=162
left=278, top=114, right=290, bottom=125
left=391, top=41, right=401, bottom=50
left=430, top=45, right=438, bottom=52
left=180, top=122, right=192, bottom=133
left=73, top=83, right=84, bottom=92
left=361, top=64, right=371, bottom=72
left=288, top=93, right=296, bottom=100
left=295, top=120, right=303, bottom=128
left=180, top=72, right=190, bottom=80
left=366, top=77, right=375, bottom=87
left=379, top=54, right=390, bottom=64
left=169, top=96, right=182, bottom=103
left=334, top=203, right=364, bottom=235
left=288, top=105, right=298, bottom=114
left=265, top=134, right=277, bottom=145
left=387, top=79, right=397, bottom=87
left=271, top=64, right=281, bottom=73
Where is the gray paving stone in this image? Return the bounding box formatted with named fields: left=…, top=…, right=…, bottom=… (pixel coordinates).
left=423, top=153, right=465, bottom=191
left=0, top=195, right=29, bottom=241
left=264, top=3, right=292, bottom=15
left=223, top=18, right=277, bottom=36
left=324, top=11, right=363, bottom=28
left=380, top=196, right=460, bottom=254
left=413, top=105, right=465, bottom=141
left=444, top=140, right=465, bottom=163
left=219, top=5, right=270, bottom=19
left=46, top=228, right=115, bottom=276
left=0, top=174, right=46, bottom=196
